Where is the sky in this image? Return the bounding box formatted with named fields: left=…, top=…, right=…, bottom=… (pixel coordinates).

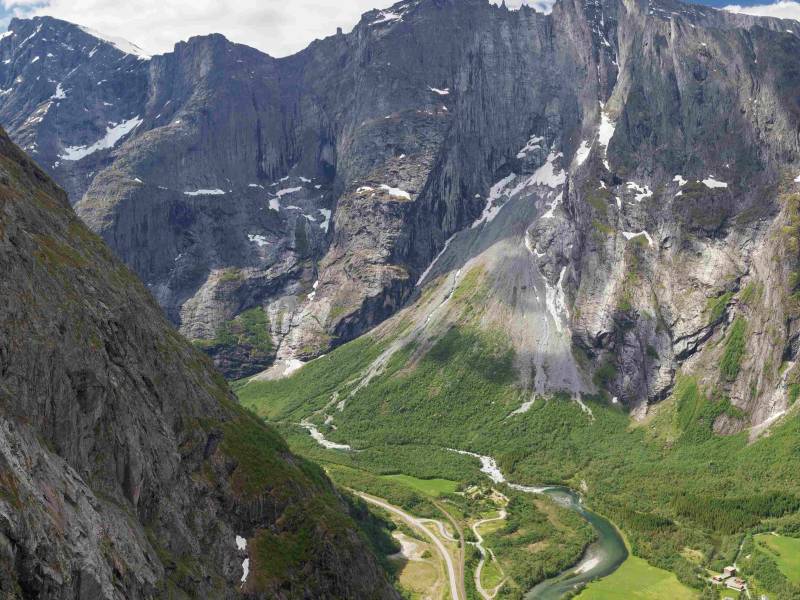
left=0, top=0, right=797, bottom=58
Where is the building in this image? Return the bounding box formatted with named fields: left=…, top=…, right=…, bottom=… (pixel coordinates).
left=726, top=577, right=747, bottom=591
left=723, top=566, right=737, bottom=578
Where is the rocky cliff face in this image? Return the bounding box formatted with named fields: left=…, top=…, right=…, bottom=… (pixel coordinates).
left=0, top=127, right=396, bottom=598
left=2, top=0, right=800, bottom=433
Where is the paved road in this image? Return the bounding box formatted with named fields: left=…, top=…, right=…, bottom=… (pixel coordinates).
left=472, top=510, right=507, bottom=600
left=357, top=492, right=462, bottom=600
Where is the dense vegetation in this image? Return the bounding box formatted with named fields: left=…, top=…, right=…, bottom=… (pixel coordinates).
left=237, top=323, right=800, bottom=598
left=195, top=306, right=273, bottom=359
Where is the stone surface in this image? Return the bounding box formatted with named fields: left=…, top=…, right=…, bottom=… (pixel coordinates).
left=0, top=127, right=397, bottom=598
left=1, top=0, right=800, bottom=432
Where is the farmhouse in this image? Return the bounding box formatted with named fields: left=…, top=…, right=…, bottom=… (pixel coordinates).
left=726, top=578, right=747, bottom=592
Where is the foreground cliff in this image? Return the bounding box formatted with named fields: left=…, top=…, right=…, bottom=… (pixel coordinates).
left=0, top=128, right=396, bottom=598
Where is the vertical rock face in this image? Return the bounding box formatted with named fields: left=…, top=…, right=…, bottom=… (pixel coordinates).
left=1, top=0, right=800, bottom=431
left=0, top=128, right=396, bottom=598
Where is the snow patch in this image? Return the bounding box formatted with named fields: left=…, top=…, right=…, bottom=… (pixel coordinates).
left=268, top=198, right=280, bottom=211
left=541, top=192, right=563, bottom=220
left=472, top=174, right=516, bottom=228
left=417, top=232, right=457, bottom=285
left=379, top=184, right=412, bottom=200
left=319, top=208, right=332, bottom=232
left=703, top=177, right=728, bottom=189
left=530, top=152, right=566, bottom=188
left=235, top=535, right=247, bottom=552
left=372, top=10, right=403, bottom=25
left=308, top=280, right=319, bottom=301
left=429, top=87, right=450, bottom=95
left=276, top=186, right=303, bottom=197
left=59, top=116, right=142, bottom=161
left=574, top=140, right=591, bottom=166
left=184, top=188, right=225, bottom=196
left=795, top=174, right=800, bottom=183
left=517, top=135, right=543, bottom=159
left=247, top=234, right=269, bottom=247
left=598, top=110, right=616, bottom=149
left=301, top=421, right=352, bottom=451
left=622, top=231, right=654, bottom=247
left=544, top=267, right=570, bottom=334
left=626, top=181, right=653, bottom=202
left=78, top=25, right=151, bottom=59
left=284, top=359, right=305, bottom=376
left=673, top=174, right=687, bottom=187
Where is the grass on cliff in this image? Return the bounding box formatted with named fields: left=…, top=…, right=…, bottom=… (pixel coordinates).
left=194, top=306, right=273, bottom=359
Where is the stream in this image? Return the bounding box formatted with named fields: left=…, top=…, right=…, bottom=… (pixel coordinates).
left=450, top=450, right=628, bottom=599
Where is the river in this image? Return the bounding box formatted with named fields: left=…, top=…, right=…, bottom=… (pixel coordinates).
left=449, top=450, right=628, bottom=599
left=524, top=486, right=627, bottom=599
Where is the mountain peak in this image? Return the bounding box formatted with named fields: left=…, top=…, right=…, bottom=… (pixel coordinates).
left=7, top=16, right=150, bottom=60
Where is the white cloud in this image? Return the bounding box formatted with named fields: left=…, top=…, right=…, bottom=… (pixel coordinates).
left=724, top=1, right=800, bottom=21
left=0, top=1, right=559, bottom=57
left=1, top=0, right=399, bottom=57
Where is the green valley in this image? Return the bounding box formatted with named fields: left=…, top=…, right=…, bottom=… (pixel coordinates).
left=236, top=321, right=800, bottom=599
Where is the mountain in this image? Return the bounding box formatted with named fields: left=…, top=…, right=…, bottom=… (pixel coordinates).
left=4, top=0, right=800, bottom=432
left=0, top=127, right=397, bottom=598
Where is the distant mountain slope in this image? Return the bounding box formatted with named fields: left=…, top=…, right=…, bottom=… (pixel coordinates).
left=1, top=0, right=800, bottom=431
left=0, top=127, right=396, bottom=598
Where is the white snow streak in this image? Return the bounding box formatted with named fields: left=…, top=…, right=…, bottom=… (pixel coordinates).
left=703, top=177, right=728, bottom=189
left=78, top=25, right=151, bottom=59
left=184, top=188, right=225, bottom=196
left=626, top=181, right=653, bottom=202
left=319, top=208, right=332, bottom=232
left=574, top=140, right=591, bottom=166
left=417, top=232, right=457, bottom=286
left=301, top=421, right=352, bottom=451
left=379, top=184, right=412, bottom=200
left=544, top=267, right=569, bottom=333
left=517, top=135, right=544, bottom=159
left=51, top=82, right=66, bottom=99
left=530, top=152, right=566, bottom=188
left=59, top=116, right=142, bottom=161
left=429, top=87, right=450, bottom=96
left=472, top=174, right=516, bottom=228
left=622, top=231, right=654, bottom=247
left=248, top=234, right=269, bottom=247
left=276, top=186, right=303, bottom=197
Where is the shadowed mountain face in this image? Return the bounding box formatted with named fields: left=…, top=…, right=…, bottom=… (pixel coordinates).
left=2, top=0, right=800, bottom=432
left=0, top=127, right=397, bottom=598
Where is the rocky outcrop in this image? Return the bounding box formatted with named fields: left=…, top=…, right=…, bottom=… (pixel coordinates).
left=0, top=127, right=397, bottom=598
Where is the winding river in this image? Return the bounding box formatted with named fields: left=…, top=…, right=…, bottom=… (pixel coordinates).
left=450, top=450, right=628, bottom=599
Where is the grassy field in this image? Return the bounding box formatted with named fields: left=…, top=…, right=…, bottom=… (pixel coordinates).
left=576, top=555, right=698, bottom=599
left=754, top=533, right=800, bottom=585
left=382, top=474, right=458, bottom=497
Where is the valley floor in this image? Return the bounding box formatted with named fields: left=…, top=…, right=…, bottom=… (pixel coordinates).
left=233, top=326, right=800, bottom=600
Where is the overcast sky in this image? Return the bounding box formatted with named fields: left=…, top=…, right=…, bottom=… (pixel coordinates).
left=0, top=0, right=798, bottom=58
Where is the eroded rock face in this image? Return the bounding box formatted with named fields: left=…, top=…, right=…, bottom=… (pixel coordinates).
left=2, top=0, right=800, bottom=431
left=0, top=129, right=396, bottom=598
